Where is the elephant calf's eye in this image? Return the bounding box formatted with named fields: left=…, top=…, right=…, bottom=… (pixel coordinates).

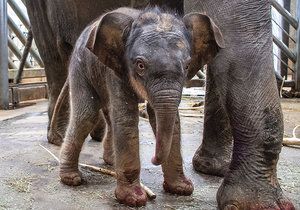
left=135, top=58, right=145, bottom=76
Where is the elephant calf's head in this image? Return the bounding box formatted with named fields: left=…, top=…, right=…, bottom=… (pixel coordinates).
left=86, top=7, right=224, bottom=165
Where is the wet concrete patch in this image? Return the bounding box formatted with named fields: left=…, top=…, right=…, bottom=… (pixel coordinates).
left=0, top=99, right=299, bottom=209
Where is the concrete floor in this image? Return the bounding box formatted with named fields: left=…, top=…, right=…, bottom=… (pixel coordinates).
left=0, top=98, right=299, bottom=210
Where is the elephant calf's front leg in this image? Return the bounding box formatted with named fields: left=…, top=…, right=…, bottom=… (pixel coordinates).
left=111, top=90, right=147, bottom=207
left=147, top=105, right=194, bottom=196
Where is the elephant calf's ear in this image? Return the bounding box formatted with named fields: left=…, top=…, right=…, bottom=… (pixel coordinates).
left=183, top=13, right=225, bottom=80
left=86, top=12, right=134, bottom=77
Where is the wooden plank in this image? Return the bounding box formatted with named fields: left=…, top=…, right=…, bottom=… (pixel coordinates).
left=8, top=68, right=45, bottom=79
left=9, top=83, right=48, bottom=104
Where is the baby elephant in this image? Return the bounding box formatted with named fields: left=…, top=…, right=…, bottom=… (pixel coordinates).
left=56, top=7, right=224, bottom=207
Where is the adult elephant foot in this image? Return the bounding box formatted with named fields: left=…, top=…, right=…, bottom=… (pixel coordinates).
left=192, top=145, right=230, bottom=177
left=217, top=173, right=295, bottom=210
left=163, top=174, right=194, bottom=196
left=115, top=182, right=147, bottom=207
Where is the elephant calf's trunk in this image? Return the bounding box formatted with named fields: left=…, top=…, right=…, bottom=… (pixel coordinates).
left=151, top=102, right=178, bottom=165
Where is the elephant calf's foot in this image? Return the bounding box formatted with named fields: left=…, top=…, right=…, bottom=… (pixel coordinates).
left=115, top=182, right=147, bottom=207
left=60, top=170, right=82, bottom=186
left=192, top=148, right=230, bottom=177
left=217, top=176, right=295, bottom=210
left=163, top=175, right=194, bottom=196
left=47, top=131, right=63, bottom=146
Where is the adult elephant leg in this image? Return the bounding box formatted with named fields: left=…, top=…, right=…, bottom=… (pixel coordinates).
left=216, top=57, right=295, bottom=210
left=147, top=104, right=193, bottom=195
left=90, top=110, right=106, bottom=142
left=212, top=4, right=295, bottom=210
left=192, top=66, right=232, bottom=177
left=24, top=0, right=71, bottom=145
left=185, top=0, right=295, bottom=208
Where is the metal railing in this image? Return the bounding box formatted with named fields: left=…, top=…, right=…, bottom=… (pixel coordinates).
left=7, top=0, right=43, bottom=67
left=0, top=0, right=45, bottom=109
left=272, top=0, right=300, bottom=90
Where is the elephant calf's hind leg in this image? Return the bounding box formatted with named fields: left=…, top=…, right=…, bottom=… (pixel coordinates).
left=60, top=89, right=100, bottom=186
left=101, top=107, right=114, bottom=165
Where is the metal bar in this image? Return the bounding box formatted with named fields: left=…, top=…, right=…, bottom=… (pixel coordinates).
left=0, top=0, right=9, bottom=109
left=8, top=57, right=17, bottom=69
left=7, top=0, right=30, bottom=29
left=271, top=0, right=298, bottom=29
left=273, top=53, right=295, bottom=72
left=294, top=0, right=300, bottom=91
left=272, top=19, right=296, bottom=43
left=8, top=37, right=33, bottom=68
left=280, top=0, right=291, bottom=78
left=15, top=28, right=33, bottom=83
left=273, top=35, right=296, bottom=63
left=8, top=16, right=44, bottom=67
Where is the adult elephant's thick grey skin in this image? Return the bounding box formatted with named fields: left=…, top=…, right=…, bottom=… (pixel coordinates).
left=24, top=0, right=149, bottom=145
left=57, top=7, right=223, bottom=207
left=181, top=0, right=295, bottom=209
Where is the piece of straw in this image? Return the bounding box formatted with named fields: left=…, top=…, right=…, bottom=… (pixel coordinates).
left=180, top=113, right=204, bottom=118
left=179, top=107, right=203, bottom=110
left=283, top=125, right=300, bottom=147
left=39, top=144, right=156, bottom=199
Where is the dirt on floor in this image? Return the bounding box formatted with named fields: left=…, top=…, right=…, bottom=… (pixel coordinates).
left=0, top=98, right=299, bottom=210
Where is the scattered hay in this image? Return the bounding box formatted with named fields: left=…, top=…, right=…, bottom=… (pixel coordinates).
left=6, top=176, right=35, bottom=193
left=39, top=144, right=156, bottom=199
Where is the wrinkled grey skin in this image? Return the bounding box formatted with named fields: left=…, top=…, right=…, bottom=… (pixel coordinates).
left=56, top=7, right=222, bottom=207
left=24, top=0, right=150, bottom=145
left=25, top=0, right=295, bottom=209
left=160, top=0, right=294, bottom=209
